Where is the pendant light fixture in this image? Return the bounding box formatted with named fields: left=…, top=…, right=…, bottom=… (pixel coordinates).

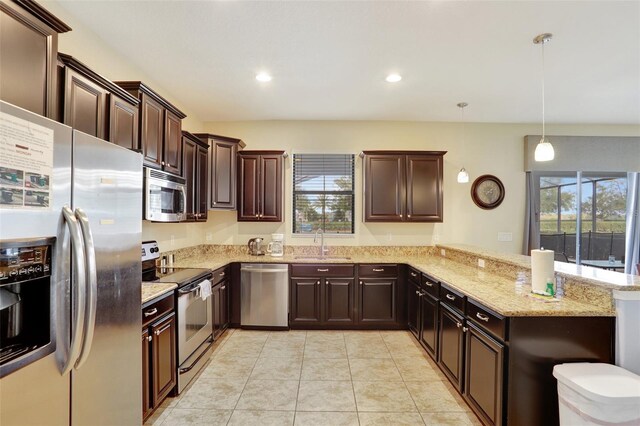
left=533, top=33, right=554, bottom=162
left=457, top=102, right=469, bottom=183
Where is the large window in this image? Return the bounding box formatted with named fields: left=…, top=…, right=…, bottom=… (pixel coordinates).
left=537, top=172, right=627, bottom=267
left=293, top=154, right=354, bottom=234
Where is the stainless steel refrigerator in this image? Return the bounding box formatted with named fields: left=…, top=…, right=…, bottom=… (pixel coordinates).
left=0, top=100, right=143, bottom=425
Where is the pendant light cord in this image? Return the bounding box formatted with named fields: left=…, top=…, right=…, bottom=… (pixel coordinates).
left=541, top=41, right=546, bottom=140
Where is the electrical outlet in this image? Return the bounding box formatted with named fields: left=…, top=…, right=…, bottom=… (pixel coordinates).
left=206, top=233, right=213, bottom=242
left=440, top=249, right=446, bottom=257
left=498, top=232, right=513, bottom=242
left=478, top=258, right=485, bottom=268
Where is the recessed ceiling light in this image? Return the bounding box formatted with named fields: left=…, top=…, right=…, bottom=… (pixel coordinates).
left=386, top=73, right=402, bottom=83
left=256, top=72, right=272, bottom=82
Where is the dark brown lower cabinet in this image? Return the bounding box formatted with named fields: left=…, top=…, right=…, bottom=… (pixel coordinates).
left=150, top=313, right=176, bottom=407
left=407, top=279, right=420, bottom=338
left=324, top=278, right=355, bottom=325
left=212, top=280, right=230, bottom=339
left=142, top=295, right=176, bottom=422
left=464, top=323, right=504, bottom=426
left=358, top=278, right=396, bottom=325
left=438, top=304, right=465, bottom=392
left=290, top=278, right=322, bottom=325
left=419, top=292, right=439, bottom=360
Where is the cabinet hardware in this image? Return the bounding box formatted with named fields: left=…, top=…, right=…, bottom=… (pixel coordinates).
left=462, top=327, right=468, bottom=332
left=259, top=214, right=263, bottom=218
left=407, top=214, right=411, bottom=218
left=161, top=161, right=165, bottom=166
left=359, top=281, right=363, bottom=285
left=424, top=281, right=433, bottom=287
left=316, top=281, right=320, bottom=285
left=416, top=290, right=421, bottom=295
left=144, top=308, right=158, bottom=317
left=372, top=268, right=384, bottom=272
left=147, top=336, right=152, bottom=342
left=476, top=313, right=490, bottom=322
left=456, top=322, right=462, bottom=328
left=446, top=294, right=455, bottom=301
left=410, top=272, right=417, bottom=277
left=213, top=201, right=217, bottom=204
left=317, top=268, right=329, bottom=272
left=219, top=272, right=225, bottom=276
left=220, top=286, right=226, bottom=290
left=155, top=322, right=172, bottom=335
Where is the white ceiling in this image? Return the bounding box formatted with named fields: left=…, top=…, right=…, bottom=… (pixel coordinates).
left=52, top=0, right=640, bottom=124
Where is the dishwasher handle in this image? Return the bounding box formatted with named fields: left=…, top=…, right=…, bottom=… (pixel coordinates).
left=241, top=268, right=288, bottom=273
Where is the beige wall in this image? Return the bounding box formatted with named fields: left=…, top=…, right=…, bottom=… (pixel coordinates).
left=43, top=1, right=205, bottom=133
left=144, top=121, right=639, bottom=254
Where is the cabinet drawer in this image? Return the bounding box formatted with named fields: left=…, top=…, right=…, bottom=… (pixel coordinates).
left=291, top=264, right=354, bottom=277
left=142, top=293, right=174, bottom=327
left=439, top=284, right=465, bottom=313
left=421, top=274, right=440, bottom=298
left=212, top=265, right=229, bottom=285
left=467, top=299, right=506, bottom=341
left=358, top=264, right=398, bottom=278
left=408, top=267, right=421, bottom=284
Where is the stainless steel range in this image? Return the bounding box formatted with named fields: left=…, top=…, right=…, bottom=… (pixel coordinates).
left=142, top=241, right=213, bottom=393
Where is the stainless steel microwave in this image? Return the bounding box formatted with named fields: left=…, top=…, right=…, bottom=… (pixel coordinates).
left=144, top=168, right=186, bottom=222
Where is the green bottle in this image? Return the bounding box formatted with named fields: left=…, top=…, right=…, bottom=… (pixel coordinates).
left=546, top=280, right=555, bottom=297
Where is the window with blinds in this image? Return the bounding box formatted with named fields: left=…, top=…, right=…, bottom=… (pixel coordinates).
left=293, top=154, right=355, bottom=234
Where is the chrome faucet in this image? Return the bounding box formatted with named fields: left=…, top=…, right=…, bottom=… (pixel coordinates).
left=314, top=229, right=329, bottom=257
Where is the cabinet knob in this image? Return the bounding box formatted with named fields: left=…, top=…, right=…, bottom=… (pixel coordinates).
left=259, top=214, right=263, bottom=218
left=407, top=214, right=411, bottom=218
left=220, top=286, right=226, bottom=290
left=316, top=281, right=320, bottom=285
left=415, top=290, right=421, bottom=295
left=213, top=201, right=217, bottom=205
left=255, top=214, right=259, bottom=218
left=462, top=327, right=469, bottom=332
left=147, top=336, right=152, bottom=342
left=456, top=322, right=462, bottom=328
left=359, top=281, right=363, bottom=285
left=446, top=294, right=455, bottom=301
left=161, top=161, right=165, bottom=166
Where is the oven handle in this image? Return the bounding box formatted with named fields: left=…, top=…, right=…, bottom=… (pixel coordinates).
left=178, top=337, right=214, bottom=374
left=60, top=206, right=87, bottom=376
left=178, top=283, right=203, bottom=295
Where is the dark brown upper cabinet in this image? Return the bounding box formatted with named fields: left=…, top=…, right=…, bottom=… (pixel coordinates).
left=363, top=151, right=446, bottom=223
left=0, top=0, right=71, bottom=119
left=181, top=131, right=209, bottom=222
left=57, top=54, right=139, bottom=147
left=237, top=151, right=284, bottom=222
left=115, top=81, right=186, bottom=176
left=194, top=133, right=245, bottom=210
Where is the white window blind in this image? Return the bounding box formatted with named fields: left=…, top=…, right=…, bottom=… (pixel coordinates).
left=293, top=154, right=355, bottom=234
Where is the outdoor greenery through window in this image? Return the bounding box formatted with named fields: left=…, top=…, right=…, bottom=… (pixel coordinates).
left=293, top=154, right=354, bottom=234
left=539, top=174, right=627, bottom=264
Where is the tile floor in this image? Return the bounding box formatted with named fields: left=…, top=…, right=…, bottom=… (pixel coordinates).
left=145, top=330, right=482, bottom=426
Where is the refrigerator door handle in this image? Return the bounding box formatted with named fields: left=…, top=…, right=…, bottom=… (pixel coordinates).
left=74, top=208, right=97, bottom=369
left=60, top=206, right=87, bottom=375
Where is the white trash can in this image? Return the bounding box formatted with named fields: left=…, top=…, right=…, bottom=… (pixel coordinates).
left=553, top=363, right=640, bottom=425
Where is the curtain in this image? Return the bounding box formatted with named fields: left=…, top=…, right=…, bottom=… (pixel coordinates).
left=523, top=172, right=540, bottom=255
left=624, top=172, right=640, bottom=275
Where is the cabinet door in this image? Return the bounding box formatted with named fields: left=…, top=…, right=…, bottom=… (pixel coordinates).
left=163, top=110, right=182, bottom=175
left=290, top=278, right=321, bottom=324
left=219, top=279, right=229, bottom=332
left=237, top=155, right=260, bottom=220
left=196, top=145, right=208, bottom=220
left=140, top=94, right=164, bottom=169
left=210, top=139, right=237, bottom=209
left=419, top=294, right=439, bottom=360
left=109, top=94, right=138, bottom=150
left=151, top=313, right=176, bottom=405
left=260, top=155, right=283, bottom=221
left=464, top=323, right=504, bottom=426
left=358, top=278, right=396, bottom=324
left=182, top=137, right=197, bottom=221
left=364, top=154, right=405, bottom=221
left=142, top=328, right=151, bottom=420
left=0, top=4, right=58, bottom=118
left=212, top=284, right=221, bottom=339
left=438, top=305, right=465, bottom=391
left=63, top=68, right=107, bottom=139
left=324, top=278, right=355, bottom=325
left=407, top=280, right=420, bottom=339
left=406, top=155, right=443, bottom=222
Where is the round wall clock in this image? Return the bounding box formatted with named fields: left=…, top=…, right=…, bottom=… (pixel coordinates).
left=471, top=175, right=505, bottom=209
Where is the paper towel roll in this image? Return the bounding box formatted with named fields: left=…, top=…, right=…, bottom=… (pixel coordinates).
left=531, top=249, right=555, bottom=295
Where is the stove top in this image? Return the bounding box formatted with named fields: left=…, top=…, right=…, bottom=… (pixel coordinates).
left=142, top=267, right=211, bottom=285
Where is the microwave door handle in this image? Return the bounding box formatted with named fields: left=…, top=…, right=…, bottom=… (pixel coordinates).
left=74, top=208, right=97, bottom=369
left=60, top=206, right=87, bottom=376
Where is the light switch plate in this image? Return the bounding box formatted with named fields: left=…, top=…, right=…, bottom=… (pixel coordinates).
left=498, top=232, right=513, bottom=242
left=478, top=258, right=485, bottom=268
left=440, top=249, right=446, bottom=257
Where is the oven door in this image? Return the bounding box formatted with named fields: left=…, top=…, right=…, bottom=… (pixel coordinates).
left=177, top=280, right=213, bottom=364
left=145, top=177, right=186, bottom=222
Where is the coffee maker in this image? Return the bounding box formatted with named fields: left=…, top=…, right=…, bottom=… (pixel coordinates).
left=267, top=233, right=284, bottom=257
left=247, top=237, right=265, bottom=256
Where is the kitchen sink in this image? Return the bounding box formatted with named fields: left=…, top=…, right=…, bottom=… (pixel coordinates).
left=294, top=256, right=352, bottom=261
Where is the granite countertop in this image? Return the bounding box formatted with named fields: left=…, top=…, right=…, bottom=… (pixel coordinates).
left=171, top=252, right=616, bottom=317
left=142, top=282, right=177, bottom=305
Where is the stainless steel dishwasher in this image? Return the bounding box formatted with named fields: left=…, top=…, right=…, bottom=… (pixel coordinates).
left=240, top=264, right=289, bottom=328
